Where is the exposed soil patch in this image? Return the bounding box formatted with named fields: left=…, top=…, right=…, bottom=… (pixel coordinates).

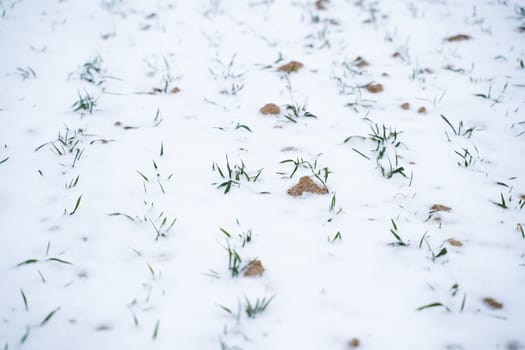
left=392, top=52, right=404, bottom=60
left=448, top=239, right=463, bottom=247
left=278, top=61, right=304, bottom=73
left=483, top=297, right=503, bottom=310
left=288, top=176, right=328, bottom=196
left=315, top=0, right=329, bottom=10
left=353, top=56, right=369, bottom=68
left=348, top=338, right=360, bottom=347
left=431, top=204, right=451, bottom=212
left=260, top=103, right=281, bottom=115
left=244, top=259, right=265, bottom=277
left=366, top=83, right=383, bottom=93
left=447, top=34, right=471, bottom=42
left=418, top=106, right=427, bottom=114
left=401, top=102, right=410, bottom=110
left=170, top=87, right=181, bottom=94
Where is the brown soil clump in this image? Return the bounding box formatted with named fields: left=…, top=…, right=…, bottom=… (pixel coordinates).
left=366, top=83, right=383, bottom=93
left=244, top=260, right=265, bottom=277
left=353, top=56, right=369, bottom=68
left=170, top=87, right=181, bottom=94
left=430, top=204, right=451, bottom=212
left=483, top=297, right=503, bottom=310
left=348, top=338, right=360, bottom=348
left=448, top=239, right=463, bottom=247
left=260, top=103, right=281, bottom=115
left=288, top=176, right=328, bottom=196
left=447, top=34, right=471, bottom=42
left=315, top=0, right=329, bottom=10
left=401, top=102, right=410, bottom=110
left=278, top=61, right=304, bottom=73
left=392, top=52, right=404, bottom=60
left=418, top=106, right=427, bottom=114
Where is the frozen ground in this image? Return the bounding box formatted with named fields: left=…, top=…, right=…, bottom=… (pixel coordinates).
left=1, top=0, right=524, bottom=349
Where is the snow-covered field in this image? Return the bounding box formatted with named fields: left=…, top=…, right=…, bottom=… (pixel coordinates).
left=1, top=0, right=524, bottom=349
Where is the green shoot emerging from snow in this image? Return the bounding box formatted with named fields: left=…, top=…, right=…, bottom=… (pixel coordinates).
left=244, top=295, right=274, bottom=318
left=72, top=91, right=98, bottom=115
left=388, top=219, right=408, bottom=246
left=283, top=101, right=318, bottom=123
left=212, top=155, right=263, bottom=194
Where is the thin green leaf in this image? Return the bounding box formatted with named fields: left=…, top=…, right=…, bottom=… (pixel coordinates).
left=47, top=258, right=73, bottom=265
left=69, top=195, right=82, bottom=215
left=416, top=302, right=450, bottom=312
left=136, top=170, right=149, bottom=182
left=40, top=307, right=60, bottom=326
left=20, top=326, right=30, bottom=344
left=17, top=259, right=39, bottom=267
left=152, top=320, right=160, bottom=340
left=21, top=289, right=28, bottom=311
left=219, top=228, right=231, bottom=238
left=460, top=294, right=467, bottom=312
left=434, top=247, right=448, bottom=259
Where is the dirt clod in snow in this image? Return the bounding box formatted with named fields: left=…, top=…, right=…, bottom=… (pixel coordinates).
left=170, top=87, right=181, bottom=94
left=353, top=56, right=369, bottom=68
left=447, top=34, right=471, bottom=42
left=448, top=239, right=463, bottom=247
left=348, top=338, right=360, bottom=347
left=401, top=102, right=410, bottom=110
left=366, top=83, right=383, bottom=93
left=315, top=0, right=329, bottom=10
left=418, top=106, right=427, bottom=114
left=260, top=103, right=281, bottom=115
left=288, top=176, right=328, bottom=196
left=278, top=61, right=304, bottom=73
left=392, top=51, right=404, bottom=60
left=431, top=204, right=451, bottom=212
left=483, top=297, right=503, bottom=310
left=244, top=260, right=265, bottom=277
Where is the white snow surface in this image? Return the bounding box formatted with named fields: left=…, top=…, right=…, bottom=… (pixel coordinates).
left=1, top=0, right=524, bottom=349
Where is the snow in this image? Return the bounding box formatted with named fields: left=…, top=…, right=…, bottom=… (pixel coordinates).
left=1, top=0, right=524, bottom=349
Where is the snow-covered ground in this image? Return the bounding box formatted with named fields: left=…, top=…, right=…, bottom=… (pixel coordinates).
left=1, top=0, right=524, bottom=349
